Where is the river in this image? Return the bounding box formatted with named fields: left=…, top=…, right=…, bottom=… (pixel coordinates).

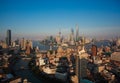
left=32, top=40, right=111, bottom=51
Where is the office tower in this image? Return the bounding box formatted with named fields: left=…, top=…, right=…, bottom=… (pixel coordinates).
left=70, top=28, right=75, bottom=45
left=71, top=28, right=74, bottom=41
left=91, top=45, right=97, bottom=63
left=25, top=40, right=32, bottom=55
left=76, top=43, right=89, bottom=82
left=76, top=24, right=79, bottom=42
left=6, top=29, right=11, bottom=46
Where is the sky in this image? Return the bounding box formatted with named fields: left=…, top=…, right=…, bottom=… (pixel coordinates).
left=0, top=0, right=120, bottom=40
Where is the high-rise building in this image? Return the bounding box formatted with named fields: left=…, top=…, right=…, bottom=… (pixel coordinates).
left=91, top=45, right=98, bottom=64
left=71, top=28, right=74, bottom=40
left=6, top=29, right=11, bottom=46
left=25, top=40, right=32, bottom=55
left=70, top=28, right=75, bottom=45
left=76, top=24, right=79, bottom=42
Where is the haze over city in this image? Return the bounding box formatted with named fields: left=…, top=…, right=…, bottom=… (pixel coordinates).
left=1, top=1, right=120, bottom=83
left=0, top=0, right=120, bottom=40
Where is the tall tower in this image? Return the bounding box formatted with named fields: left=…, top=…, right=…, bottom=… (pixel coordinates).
left=91, top=45, right=97, bottom=63
left=70, top=28, right=75, bottom=45
left=76, top=24, right=79, bottom=42
left=25, top=40, right=32, bottom=55
left=71, top=28, right=74, bottom=41
left=6, top=29, right=11, bottom=46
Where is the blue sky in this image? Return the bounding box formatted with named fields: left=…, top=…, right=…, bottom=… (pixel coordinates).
left=0, top=0, right=120, bottom=40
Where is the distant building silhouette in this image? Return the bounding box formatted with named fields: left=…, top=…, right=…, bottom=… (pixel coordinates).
left=70, top=28, right=75, bottom=45
left=6, top=29, right=11, bottom=46
left=71, top=28, right=74, bottom=41
left=76, top=24, right=79, bottom=42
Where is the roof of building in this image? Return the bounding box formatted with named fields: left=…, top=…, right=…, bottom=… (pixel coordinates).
left=111, top=52, right=120, bottom=62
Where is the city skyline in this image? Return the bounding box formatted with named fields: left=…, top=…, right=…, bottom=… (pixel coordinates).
left=0, top=0, right=120, bottom=40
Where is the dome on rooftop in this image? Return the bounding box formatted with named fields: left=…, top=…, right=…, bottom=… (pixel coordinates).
left=111, top=52, right=120, bottom=62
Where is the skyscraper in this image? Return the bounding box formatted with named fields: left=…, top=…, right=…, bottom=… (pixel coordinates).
left=70, top=28, right=75, bottom=45
left=71, top=28, right=74, bottom=41
left=6, top=29, right=11, bottom=46
left=76, top=24, right=79, bottom=42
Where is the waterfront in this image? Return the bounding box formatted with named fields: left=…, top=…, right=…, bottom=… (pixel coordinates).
left=32, top=41, right=57, bottom=51
left=32, top=40, right=111, bottom=51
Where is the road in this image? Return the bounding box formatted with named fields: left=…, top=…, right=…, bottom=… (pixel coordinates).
left=13, top=56, right=43, bottom=83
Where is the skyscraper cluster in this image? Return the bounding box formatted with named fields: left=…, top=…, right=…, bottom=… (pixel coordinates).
left=69, top=25, right=79, bottom=45
left=55, top=25, right=80, bottom=45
